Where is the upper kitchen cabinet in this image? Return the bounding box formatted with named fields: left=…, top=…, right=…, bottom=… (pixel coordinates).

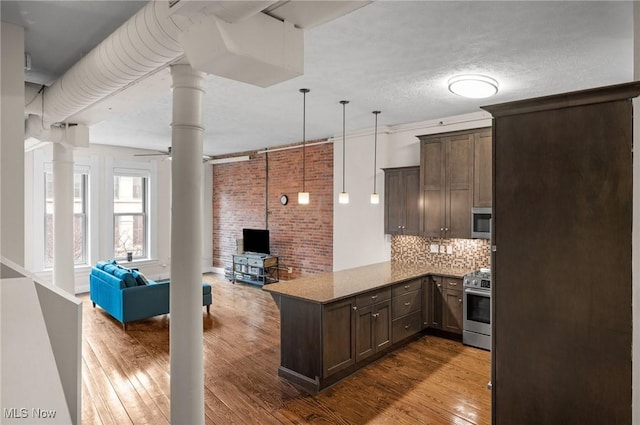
left=383, top=166, right=420, bottom=235
left=473, top=128, right=492, bottom=208
left=419, top=128, right=492, bottom=238
left=419, top=130, right=475, bottom=238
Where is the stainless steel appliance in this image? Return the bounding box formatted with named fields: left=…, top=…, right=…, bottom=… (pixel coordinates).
left=463, top=269, right=491, bottom=350
left=471, top=207, right=491, bottom=239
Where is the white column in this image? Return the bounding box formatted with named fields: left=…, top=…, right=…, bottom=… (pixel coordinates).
left=53, top=142, right=75, bottom=294
left=169, top=64, right=205, bottom=425
left=1, top=23, right=25, bottom=266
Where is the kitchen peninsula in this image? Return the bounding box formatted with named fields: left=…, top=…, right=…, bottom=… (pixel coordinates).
left=263, top=261, right=473, bottom=393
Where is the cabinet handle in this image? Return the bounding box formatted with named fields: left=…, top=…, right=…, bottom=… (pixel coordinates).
left=458, top=299, right=462, bottom=303
left=437, top=283, right=441, bottom=287
left=440, top=227, right=444, bottom=232
left=398, top=225, right=402, bottom=229
left=404, top=325, right=409, bottom=330
left=371, top=295, right=378, bottom=300
left=404, top=285, right=410, bottom=289
left=372, top=313, right=379, bottom=318
left=352, top=306, right=357, bottom=311
left=445, top=227, right=449, bottom=232
left=404, top=302, right=411, bottom=306
left=448, top=281, right=457, bottom=286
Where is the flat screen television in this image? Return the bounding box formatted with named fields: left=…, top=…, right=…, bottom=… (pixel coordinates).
left=242, top=228, right=270, bottom=255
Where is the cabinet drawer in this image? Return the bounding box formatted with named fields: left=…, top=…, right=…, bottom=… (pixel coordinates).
left=392, top=311, right=422, bottom=344
left=234, top=256, right=248, bottom=265
left=392, top=289, right=422, bottom=319
left=356, top=287, right=391, bottom=307
left=247, top=258, right=262, bottom=267
left=392, top=278, right=422, bottom=297
left=443, top=277, right=462, bottom=290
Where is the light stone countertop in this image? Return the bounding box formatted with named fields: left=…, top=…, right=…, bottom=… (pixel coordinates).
left=262, top=261, right=474, bottom=304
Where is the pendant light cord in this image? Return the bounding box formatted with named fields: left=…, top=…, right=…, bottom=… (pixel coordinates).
left=300, top=88, right=310, bottom=193
left=373, top=111, right=380, bottom=192
left=340, top=100, right=349, bottom=193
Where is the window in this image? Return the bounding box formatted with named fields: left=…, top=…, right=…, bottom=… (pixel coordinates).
left=113, top=174, right=148, bottom=260
left=44, top=172, right=89, bottom=268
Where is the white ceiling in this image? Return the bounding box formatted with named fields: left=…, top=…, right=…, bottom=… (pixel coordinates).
left=2, top=1, right=634, bottom=156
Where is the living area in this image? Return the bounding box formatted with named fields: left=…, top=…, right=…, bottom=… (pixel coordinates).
left=2, top=1, right=639, bottom=425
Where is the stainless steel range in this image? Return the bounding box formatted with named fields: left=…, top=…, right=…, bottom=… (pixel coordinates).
left=462, top=269, right=491, bottom=350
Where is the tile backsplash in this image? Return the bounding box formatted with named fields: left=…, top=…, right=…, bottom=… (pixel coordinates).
left=391, top=235, right=490, bottom=270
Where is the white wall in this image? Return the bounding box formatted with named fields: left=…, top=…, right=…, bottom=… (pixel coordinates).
left=1, top=23, right=25, bottom=266
left=24, top=143, right=214, bottom=293
left=333, top=111, right=491, bottom=271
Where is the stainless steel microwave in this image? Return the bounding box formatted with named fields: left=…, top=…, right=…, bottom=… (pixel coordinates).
left=472, top=208, right=491, bottom=239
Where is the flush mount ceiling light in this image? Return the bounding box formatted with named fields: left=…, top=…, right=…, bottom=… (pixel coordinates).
left=448, top=74, right=499, bottom=99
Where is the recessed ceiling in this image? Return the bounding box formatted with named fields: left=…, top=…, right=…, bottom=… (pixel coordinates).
left=2, top=1, right=633, bottom=156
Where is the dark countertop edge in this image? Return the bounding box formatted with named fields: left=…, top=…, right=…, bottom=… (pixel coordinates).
left=263, top=268, right=472, bottom=305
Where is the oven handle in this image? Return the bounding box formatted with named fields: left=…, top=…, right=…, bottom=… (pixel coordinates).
left=464, top=287, right=491, bottom=297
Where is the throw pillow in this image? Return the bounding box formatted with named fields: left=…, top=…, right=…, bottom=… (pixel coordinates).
left=131, top=270, right=148, bottom=286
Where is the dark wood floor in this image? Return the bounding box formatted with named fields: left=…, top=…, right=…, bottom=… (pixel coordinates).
left=81, top=273, right=491, bottom=424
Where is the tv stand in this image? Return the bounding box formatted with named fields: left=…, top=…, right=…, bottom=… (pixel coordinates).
left=231, top=253, right=279, bottom=286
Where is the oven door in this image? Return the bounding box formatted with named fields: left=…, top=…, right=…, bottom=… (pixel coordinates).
left=463, top=287, right=491, bottom=335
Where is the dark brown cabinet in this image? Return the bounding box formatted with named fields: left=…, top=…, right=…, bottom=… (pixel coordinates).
left=355, top=300, right=391, bottom=362
left=383, top=166, right=420, bottom=235
left=322, top=297, right=356, bottom=378
left=419, top=131, right=474, bottom=239
left=473, top=128, right=492, bottom=208
left=424, top=275, right=462, bottom=335
left=355, top=287, right=392, bottom=362
left=482, top=83, right=640, bottom=424
left=390, top=278, right=422, bottom=344
left=442, top=279, right=463, bottom=334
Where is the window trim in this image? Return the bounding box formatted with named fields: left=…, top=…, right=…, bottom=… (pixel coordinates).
left=112, top=173, right=148, bottom=260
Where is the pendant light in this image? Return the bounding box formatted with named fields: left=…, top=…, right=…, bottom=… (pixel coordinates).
left=370, top=111, right=381, bottom=204
left=298, top=88, right=310, bottom=204
left=338, top=100, right=350, bottom=204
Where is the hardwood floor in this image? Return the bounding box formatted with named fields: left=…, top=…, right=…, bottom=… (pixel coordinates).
left=81, top=273, right=491, bottom=424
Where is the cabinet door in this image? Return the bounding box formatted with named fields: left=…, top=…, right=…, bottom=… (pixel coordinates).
left=422, top=277, right=430, bottom=329
left=355, top=305, right=375, bottom=362
left=374, top=301, right=392, bottom=351
left=446, top=134, right=473, bottom=238
left=428, top=276, right=444, bottom=330
left=403, top=168, right=421, bottom=235
left=384, top=169, right=404, bottom=235
left=443, top=288, right=463, bottom=334
left=323, top=298, right=356, bottom=378
left=421, top=141, right=445, bottom=237
left=473, top=129, right=492, bottom=208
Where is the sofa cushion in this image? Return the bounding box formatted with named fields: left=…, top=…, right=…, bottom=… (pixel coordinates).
left=111, top=267, right=138, bottom=288
left=131, top=270, right=148, bottom=286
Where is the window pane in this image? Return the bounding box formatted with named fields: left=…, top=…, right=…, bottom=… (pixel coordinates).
left=114, top=214, right=146, bottom=259
left=114, top=175, right=144, bottom=213
left=45, top=172, right=88, bottom=268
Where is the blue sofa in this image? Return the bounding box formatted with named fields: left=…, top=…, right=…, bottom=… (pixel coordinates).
left=89, top=261, right=212, bottom=330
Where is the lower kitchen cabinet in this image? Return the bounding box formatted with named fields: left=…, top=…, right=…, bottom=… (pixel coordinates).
left=391, top=279, right=423, bottom=343
left=322, top=297, right=356, bottom=378
left=355, top=300, right=391, bottom=362
left=424, top=275, right=463, bottom=335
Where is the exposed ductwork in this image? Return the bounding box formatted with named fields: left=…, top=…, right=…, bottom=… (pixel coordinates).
left=24, top=0, right=371, bottom=145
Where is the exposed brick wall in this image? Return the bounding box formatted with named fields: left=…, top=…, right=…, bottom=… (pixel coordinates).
left=212, top=142, right=333, bottom=278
